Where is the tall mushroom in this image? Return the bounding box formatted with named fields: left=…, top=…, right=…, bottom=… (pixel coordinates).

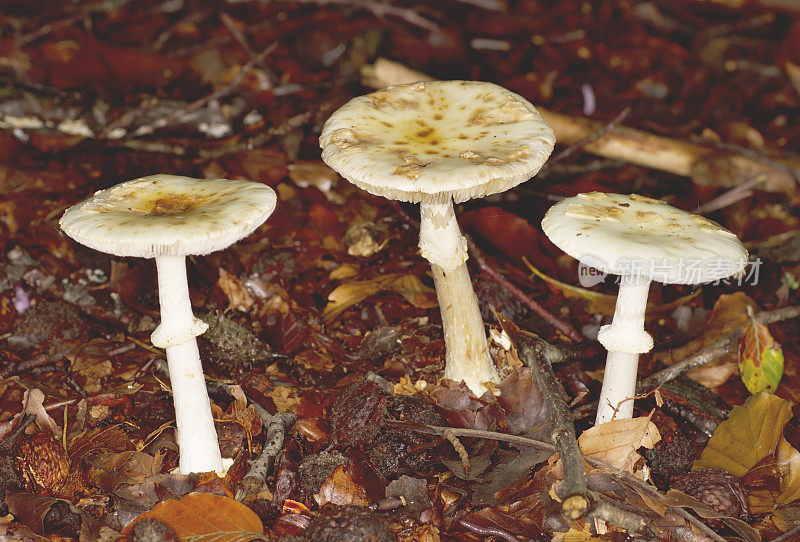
left=320, top=81, right=555, bottom=395
left=541, top=192, right=748, bottom=424
left=60, top=174, right=277, bottom=473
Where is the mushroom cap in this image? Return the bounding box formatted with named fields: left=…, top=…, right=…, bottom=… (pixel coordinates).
left=60, top=174, right=277, bottom=258
left=541, top=192, right=748, bottom=285
left=319, top=80, right=555, bottom=204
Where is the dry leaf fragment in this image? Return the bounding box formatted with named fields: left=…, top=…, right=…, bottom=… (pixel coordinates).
left=314, top=465, right=369, bottom=507
left=578, top=417, right=660, bottom=475
left=21, top=388, right=59, bottom=438
left=124, top=492, right=264, bottom=541
left=218, top=268, right=255, bottom=311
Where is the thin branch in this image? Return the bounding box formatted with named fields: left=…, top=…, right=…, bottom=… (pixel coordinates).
left=237, top=405, right=296, bottom=499
left=500, top=315, right=590, bottom=520
left=536, top=107, right=631, bottom=178
left=637, top=305, right=800, bottom=393
left=466, top=235, right=584, bottom=342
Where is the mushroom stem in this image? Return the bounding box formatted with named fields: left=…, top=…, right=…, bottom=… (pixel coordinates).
left=419, top=197, right=497, bottom=395
left=153, top=255, right=222, bottom=474
left=419, top=196, right=468, bottom=271
left=595, top=275, right=653, bottom=424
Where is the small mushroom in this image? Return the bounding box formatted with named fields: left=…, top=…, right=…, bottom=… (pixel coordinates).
left=320, top=81, right=555, bottom=395
left=541, top=192, right=748, bottom=424
left=60, top=174, right=276, bottom=473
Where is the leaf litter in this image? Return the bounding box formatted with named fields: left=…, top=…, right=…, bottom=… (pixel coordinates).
left=0, top=0, right=800, bottom=540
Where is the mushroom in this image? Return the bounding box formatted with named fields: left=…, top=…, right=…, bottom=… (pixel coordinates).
left=541, top=192, right=748, bottom=424
left=319, top=81, right=555, bottom=395
left=60, top=174, right=277, bottom=473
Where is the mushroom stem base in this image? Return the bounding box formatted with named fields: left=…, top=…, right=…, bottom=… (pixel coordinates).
left=165, top=339, right=224, bottom=474
left=433, top=261, right=498, bottom=396
left=595, top=350, right=639, bottom=424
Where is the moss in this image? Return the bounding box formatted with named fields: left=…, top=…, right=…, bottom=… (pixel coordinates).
left=198, top=311, right=280, bottom=372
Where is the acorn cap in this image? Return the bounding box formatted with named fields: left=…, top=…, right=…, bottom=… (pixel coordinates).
left=60, top=174, right=277, bottom=258
left=319, top=80, right=555, bottom=204
left=541, top=192, right=748, bottom=284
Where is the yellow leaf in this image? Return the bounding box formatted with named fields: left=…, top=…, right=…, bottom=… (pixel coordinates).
left=391, top=274, right=438, bottom=309
left=323, top=274, right=400, bottom=323
left=695, top=392, right=792, bottom=477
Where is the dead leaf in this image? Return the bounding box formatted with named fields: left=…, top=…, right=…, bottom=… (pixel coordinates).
left=85, top=451, right=164, bottom=493
left=322, top=274, right=401, bottom=323
left=314, top=465, right=369, bottom=507
left=69, top=425, right=133, bottom=466
left=21, top=388, right=59, bottom=437
left=391, top=274, right=438, bottom=309
left=694, top=392, right=800, bottom=512
left=695, top=392, right=790, bottom=477
left=218, top=268, right=255, bottom=311
left=578, top=417, right=661, bottom=475
left=125, top=492, right=264, bottom=541
left=5, top=491, right=83, bottom=537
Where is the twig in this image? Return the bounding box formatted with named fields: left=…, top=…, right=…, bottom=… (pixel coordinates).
left=770, top=523, right=800, bottom=542
left=583, top=457, right=726, bottom=542
left=237, top=405, right=296, bottom=499
left=451, top=0, right=506, bottom=10
left=500, top=316, right=590, bottom=520
left=536, top=107, right=631, bottom=178
left=444, top=429, right=470, bottom=474
left=387, top=419, right=719, bottom=537
left=637, top=305, right=800, bottom=393
left=466, top=235, right=583, bottom=342
left=131, top=42, right=277, bottom=138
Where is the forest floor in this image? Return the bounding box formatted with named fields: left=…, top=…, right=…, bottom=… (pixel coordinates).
left=1, top=0, right=800, bottom=540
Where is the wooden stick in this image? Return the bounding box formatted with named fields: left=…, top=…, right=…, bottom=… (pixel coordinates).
left=500, top=316, right=590, bottom=521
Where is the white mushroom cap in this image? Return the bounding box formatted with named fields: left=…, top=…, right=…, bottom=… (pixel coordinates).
left=541, top=192, right=748, bottom=284
left=319, top=80, right=555, bottom=204
left=60, top=174, right=277, bottom=258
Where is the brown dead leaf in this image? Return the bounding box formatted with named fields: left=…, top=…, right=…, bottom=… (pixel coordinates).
left=578, top=417, right=661, bottom=475
left=323, top=273, right=438, bottom=323
left=657, top=292, right=756, bottom=388
left=86, top=451, right=164, bottom=493
left=125, top=492, right=263, bottom=540
left=69, top=426, right=133, bottom=466
left=5, top=491, right=84, bottom=537
left=22, top=388, right=59, bottom=437
left=314, top=465, right=369, bottom=507
left=288, top=160, right=339, bottom=194
left=218, top=268, right=255, bottom=312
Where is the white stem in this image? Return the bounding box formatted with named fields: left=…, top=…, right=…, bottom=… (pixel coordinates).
left=595, top=351, right=640, bottom=424
left=419, top=197, right=468, bottom=271
left=418, top=197, right=497, bottom=395
left=165, top=340, right=223, bottom=474
left=434, top=263, right=498, bottom=395
left=151, top=256, right=208, bottom=348
left=152, top=255, right=222, bottom=474
left=595, top=275, right=653, bottom=424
